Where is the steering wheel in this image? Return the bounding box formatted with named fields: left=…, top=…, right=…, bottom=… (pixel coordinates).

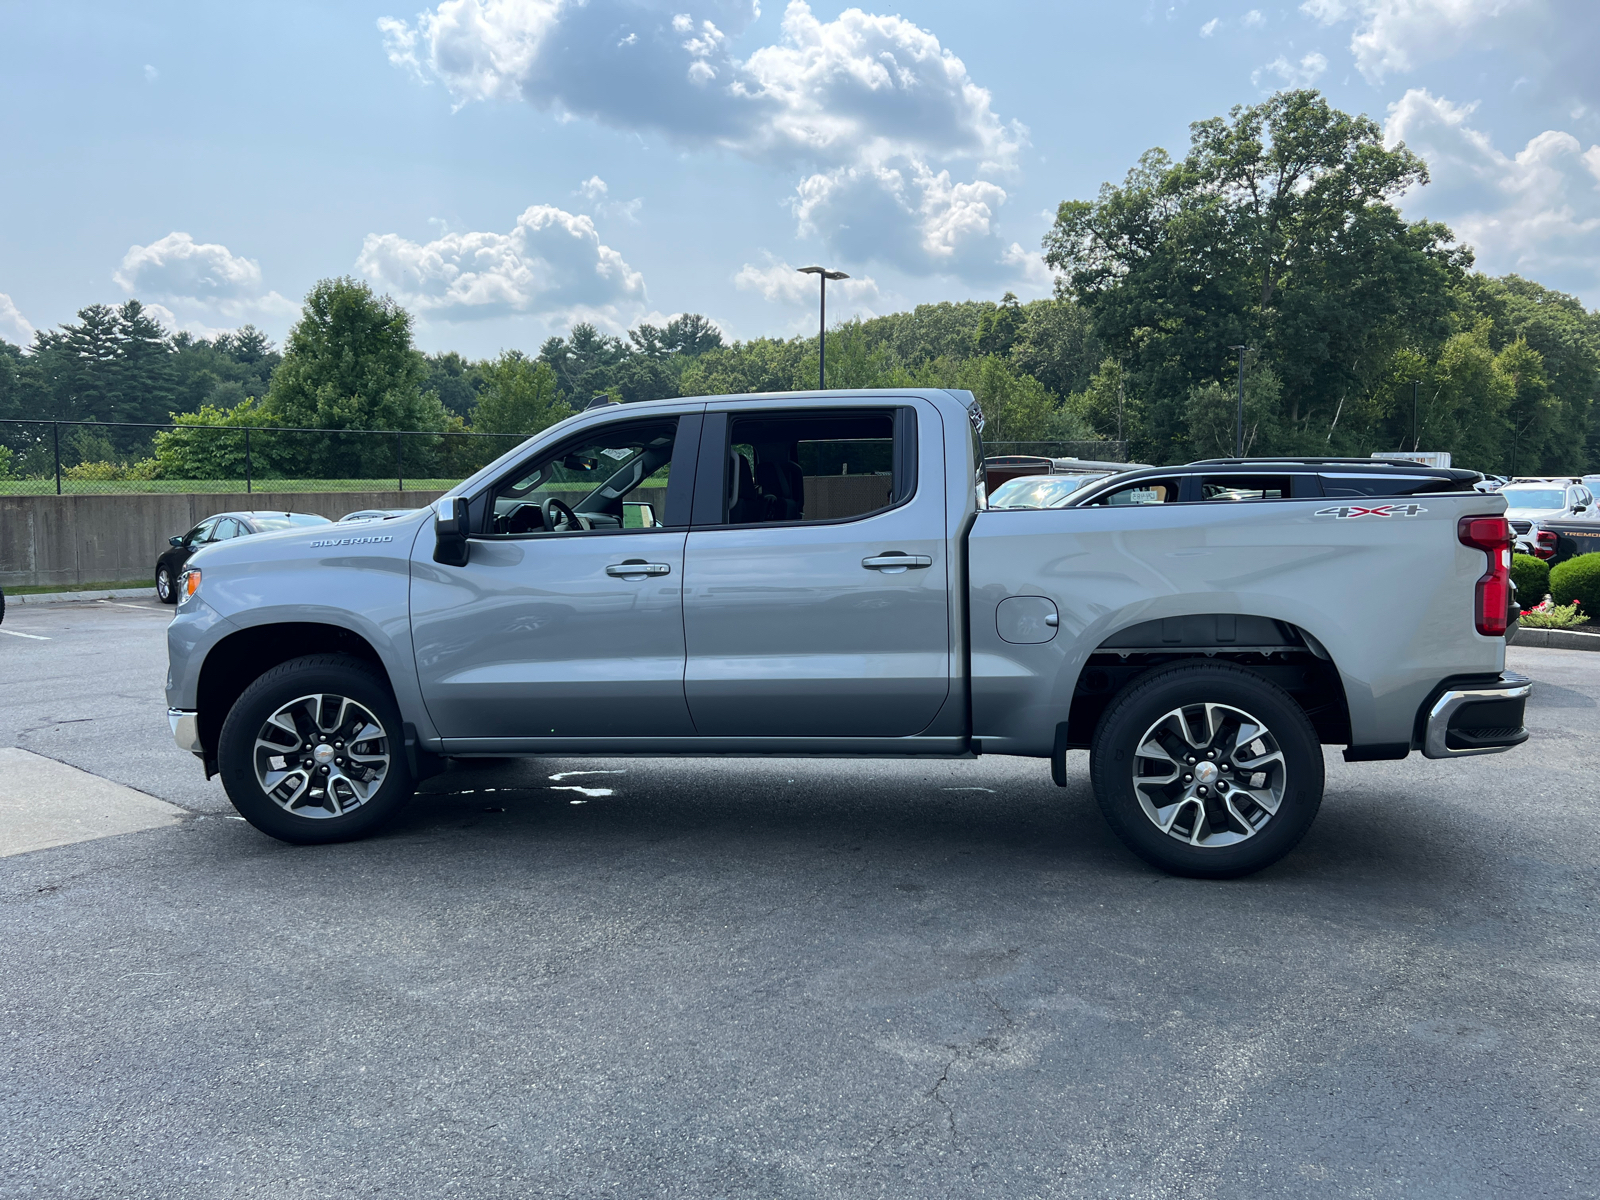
left=541, top=497, right=586, bottom=533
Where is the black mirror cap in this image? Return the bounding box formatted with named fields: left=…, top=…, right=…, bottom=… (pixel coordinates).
left=433, top=496, right=471, bottom=566
left=169, top=535, right=184, bottom=547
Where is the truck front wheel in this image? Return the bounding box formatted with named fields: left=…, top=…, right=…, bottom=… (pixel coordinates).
left=217, top=654, right=415, bottom=844
left=1089, top=663, right=1323, bottom=878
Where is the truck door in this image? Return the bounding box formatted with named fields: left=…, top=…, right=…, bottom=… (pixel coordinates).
left=681, top=402, right=950, bottom=737
left=410, top=411, right=700, bottom=739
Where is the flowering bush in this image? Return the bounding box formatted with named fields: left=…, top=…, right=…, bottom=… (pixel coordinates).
left=1519, top=598, right=1586, bottom=629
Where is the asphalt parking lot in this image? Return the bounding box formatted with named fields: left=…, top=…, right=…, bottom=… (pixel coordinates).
left=1, top=598, right=1597, bottom=1199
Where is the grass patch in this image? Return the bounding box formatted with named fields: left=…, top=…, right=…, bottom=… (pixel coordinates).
left=5, top=578, right=153, bottom=595
left=0, top=478, right=462, bottom=496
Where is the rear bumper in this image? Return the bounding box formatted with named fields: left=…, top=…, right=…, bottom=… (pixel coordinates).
left=1421, top=672, right=1531, bottom=759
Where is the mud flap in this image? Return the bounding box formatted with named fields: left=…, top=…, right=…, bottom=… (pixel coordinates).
left=1051, top=722, right=1070, bottom=787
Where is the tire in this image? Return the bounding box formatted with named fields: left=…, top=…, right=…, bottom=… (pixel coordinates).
left=155, top=565, right=177, bottom=604
left=218, top=654, right=415, bottom=844
left=1089, top=662, right=1324, bottom=879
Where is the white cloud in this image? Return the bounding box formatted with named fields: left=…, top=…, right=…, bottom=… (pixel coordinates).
left=355, top=204, right=646, bottom=323
left=112, top=232, right=295, bottom=322
left=143, top=64, right=159, bottom=83
left=1254, top=51, right=1329, bottom=87
left=378, top=15, right=426, bottom=81
left=115, top=232, right=263, bottom=301
left=1386, top=88, right=1600, bottom=297
left=1243, top=8, right=1265, bottom=25
left=576, top=174, right=643, bottom=222
left=1299, top=0, right=1535, bottom=80
left=0, top=293, right=35, bottom=345
left=1201, top=18, right=1221, bottom=36
left=734, top=257, right=880, bottom=307
left=379, top=0, right=1028, bottom=276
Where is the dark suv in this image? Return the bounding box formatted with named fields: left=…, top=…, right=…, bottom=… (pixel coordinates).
left=1064, top=457, right=1482, bottom=508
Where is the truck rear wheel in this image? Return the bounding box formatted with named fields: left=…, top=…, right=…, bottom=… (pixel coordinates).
left=1089, top=663, right=1323, bottom=878
left=217, top=654, right=414, bottom=844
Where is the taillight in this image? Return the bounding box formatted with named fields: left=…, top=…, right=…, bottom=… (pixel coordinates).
left=1458, top=516, right=1511, bottom=637
left=1534, top=530, right=1557, bottom=561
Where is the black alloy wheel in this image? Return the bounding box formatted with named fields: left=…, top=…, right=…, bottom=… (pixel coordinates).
left=1089, top=662, right=1324, bottom=879
left=217, top=654, right=415, bottom=844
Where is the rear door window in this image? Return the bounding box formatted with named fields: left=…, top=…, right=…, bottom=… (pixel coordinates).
left=719, top=409, right=905, bottom=525
left=1085, top=477, right=1185, bottom=506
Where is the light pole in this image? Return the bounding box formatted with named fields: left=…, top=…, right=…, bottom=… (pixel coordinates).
left=1231, top=345, right=1253, bottom=457
left=798, top=265, right=849, bottom=389
left=1411, top=379, right=1420, bottom=452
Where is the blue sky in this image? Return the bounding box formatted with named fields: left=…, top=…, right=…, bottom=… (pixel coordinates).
left=2, top=0, right=1597, bottom=357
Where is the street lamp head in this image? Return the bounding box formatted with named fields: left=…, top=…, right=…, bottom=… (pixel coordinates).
left=798, top=265, right=849, bottom=280
left=823, top=270, right=849, bottom=280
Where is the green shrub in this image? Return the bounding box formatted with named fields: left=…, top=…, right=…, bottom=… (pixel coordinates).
left=1520, top=601, right=1585, bottom=629
left=1548, top=553, right=1600, bottom=624
left=0, top=445, right=13, bottom=479
left=1510, top=553, right=1550, bottom=610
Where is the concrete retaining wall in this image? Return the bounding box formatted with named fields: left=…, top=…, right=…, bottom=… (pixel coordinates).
left=0, top=491, right=445, bottom=589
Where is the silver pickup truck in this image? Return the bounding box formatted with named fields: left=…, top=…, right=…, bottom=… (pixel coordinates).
left=165, top=388, right=1528, bottom=877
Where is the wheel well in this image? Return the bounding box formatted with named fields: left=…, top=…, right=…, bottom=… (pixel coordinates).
left=196, top=623, right=390, bottom=760
left=1064, top=615, right=1351, bottom=748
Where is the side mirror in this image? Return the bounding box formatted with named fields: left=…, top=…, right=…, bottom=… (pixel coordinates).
left=169, top=535, right=184, bottom=548
left=1575, top=505, right=1588, bottom=513
left=433, top=496, right=471, bottom=567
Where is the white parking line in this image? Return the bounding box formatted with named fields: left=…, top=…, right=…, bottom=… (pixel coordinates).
left=1, top=629, right=50, bottom=641
left=99, top=601, right=159, bottom=611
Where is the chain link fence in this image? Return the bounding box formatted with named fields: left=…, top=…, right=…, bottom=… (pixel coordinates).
left=0, top=419, right=531, bottom=495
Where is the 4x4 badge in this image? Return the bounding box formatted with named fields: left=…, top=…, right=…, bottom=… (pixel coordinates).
left=1314, top=504, right=1428, bottom=518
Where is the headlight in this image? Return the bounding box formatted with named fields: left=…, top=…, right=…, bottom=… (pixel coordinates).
left=180, top=568, right=201, bottom=599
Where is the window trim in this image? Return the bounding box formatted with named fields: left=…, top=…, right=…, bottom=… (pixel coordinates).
left=470, top=412, right=701, bottom=540
left=689, top=405, right=918, bottom=531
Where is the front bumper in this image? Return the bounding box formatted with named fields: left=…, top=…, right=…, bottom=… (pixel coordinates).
left=1421, top=672, right=1531, bottom=759
left=169, top=708, right=201, bottom=754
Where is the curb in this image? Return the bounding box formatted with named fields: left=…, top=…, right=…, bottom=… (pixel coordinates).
left=1508, top=626, right=1600, bottom=652
left=6, top=586, right=158, bottom=606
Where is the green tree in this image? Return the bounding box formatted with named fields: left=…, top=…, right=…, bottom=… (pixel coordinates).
left=1044, top=89, right=1470, bottom=462
left=471, top=352, right=572, bottom=436
left=1009, top=299, right=1097, bottom=398
left=422, top=351, right=485, bottom=419
left=264, top=278, right=448, bottom=477
left=974, top=292, right=1025, bottom=356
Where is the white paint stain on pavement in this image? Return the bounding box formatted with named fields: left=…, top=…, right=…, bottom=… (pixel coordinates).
left=0, top=747, right=185, bottom=856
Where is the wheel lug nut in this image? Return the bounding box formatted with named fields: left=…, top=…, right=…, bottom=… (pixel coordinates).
left=1183, top=774, right=1193, bottom=783
left=1186, top=756, right=1196, bottom=764
left=1198, top=786, right=1208, bottom=795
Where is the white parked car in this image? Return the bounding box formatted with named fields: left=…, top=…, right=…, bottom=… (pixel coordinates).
left=1500, top=480, right=1595, bottom=557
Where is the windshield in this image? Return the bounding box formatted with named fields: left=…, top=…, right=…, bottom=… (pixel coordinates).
left=988, top=474, right=1101, bottom=508
left=252, top=514, right=333, bottom=532
left=1502, top=488, right=1566, bottom=510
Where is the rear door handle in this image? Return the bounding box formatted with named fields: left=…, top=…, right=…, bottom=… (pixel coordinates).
left=862, top=554, right=933, bottom=572
left=607, top=560, right=671, bottom=578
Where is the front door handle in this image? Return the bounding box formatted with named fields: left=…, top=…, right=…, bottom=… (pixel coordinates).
left=607, top=560, right=671, bottom=578
left=862, top=553, right=933, bottom=573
